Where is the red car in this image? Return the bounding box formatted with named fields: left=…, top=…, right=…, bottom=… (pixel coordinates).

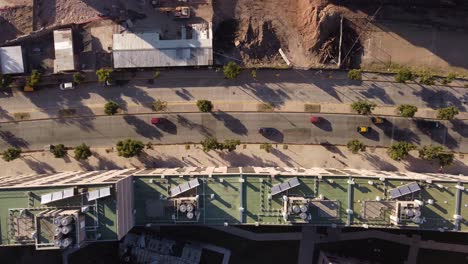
left=309, top=116, right=321, bottom=124
left=151, top=117, right=166, bottom=124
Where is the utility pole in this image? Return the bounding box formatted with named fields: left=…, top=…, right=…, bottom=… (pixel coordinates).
left=337, top=15, right=343, bottom=68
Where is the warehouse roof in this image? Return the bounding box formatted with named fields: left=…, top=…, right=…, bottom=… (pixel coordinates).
left=0, top=46, right=24, bottom=74
left=113, top=23, right=213, bottom=68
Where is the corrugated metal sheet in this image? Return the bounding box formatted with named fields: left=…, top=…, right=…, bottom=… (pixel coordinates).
left=112, top=24, right=213, bottom=68
left=113, top=48, right=213, bottom=68
left=53, top=29, right=75, bottom=72
left=0, top=46, right=24, bottom=74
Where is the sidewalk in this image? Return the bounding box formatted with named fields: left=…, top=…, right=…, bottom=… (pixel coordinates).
left=4, top=144, right=467, bottom=177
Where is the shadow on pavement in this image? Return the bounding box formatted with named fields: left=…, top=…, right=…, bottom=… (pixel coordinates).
left=0, top=131, right=30, bottom=148
left=123, top=115, right=162, bottom=139
left=213, top=110, right=248, bottom=135
left=320, top=142, right=346, bottom=158
left=363, top=153, right=398, bottom=171
left=259, top=128, right=284, bottom=143
left=22, top=157, right=57, bottom=174
left=176, top=114, right=212, bottom=137
left=155, top=119, right=177, bottom=134
left=314, top=118, right=333, bottom=132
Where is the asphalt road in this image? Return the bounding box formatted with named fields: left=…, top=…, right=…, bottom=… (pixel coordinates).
left=0, top=113, right=466, bottom=152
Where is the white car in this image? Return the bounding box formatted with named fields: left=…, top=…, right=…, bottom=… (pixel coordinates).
left=59, top=82, right=75, bottom=90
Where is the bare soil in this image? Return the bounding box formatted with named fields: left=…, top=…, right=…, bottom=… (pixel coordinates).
left=0, top=3, right=33, bottom=44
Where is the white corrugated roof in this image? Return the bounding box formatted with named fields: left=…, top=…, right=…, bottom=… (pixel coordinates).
left=53, top=29, right=75, bottom=72
left=0, top=46, right=24, bottom=74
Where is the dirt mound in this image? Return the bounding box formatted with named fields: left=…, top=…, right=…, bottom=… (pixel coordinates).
left=236, top=19, right=281, bottom=65
left=0, top=5, right=33, bottom=44
left=214, top=0, right=364, bottom=68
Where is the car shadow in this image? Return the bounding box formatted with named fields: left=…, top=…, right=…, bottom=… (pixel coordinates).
left=359, top=128, right=380, bottom=142
left=313, top=118, right=333, bottom=132
left=260, top=128, right=284, bottom=143
left=155, top=119, right=177, bottom=134
left=123, top=115, right=162, bottom=139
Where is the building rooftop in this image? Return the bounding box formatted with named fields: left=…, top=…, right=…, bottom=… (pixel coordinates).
left=0, top=46, right=24, bottom=74
left=0, top=167, right=466, bottom=249
left=113, top=23, right=213, bottom=68
left=53, top=29, right=75, bottom=72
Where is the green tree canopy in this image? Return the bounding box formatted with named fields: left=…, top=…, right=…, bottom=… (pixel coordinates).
left=201, top=137, right=220, bottom=152
left=260, top=143, right=273, bottom=153
left=26, top=70, right=42, bottom=88
left=50, top=144, right=67, bottom=158
left=104, top=101, right=120, bottom=115
left=437, top=106, right=459, bottom=120
left=437, top=152, right=454, bottom=167
left=73, top=72, right=85, bottom=84
left=220, top=139, right=241, bottom=152
left=347, top=69, right=362, bottom=81
left=388, top=141, right=417, bottom=160
left=116, top=139, right=144, bottom=158
left=223, top=61, right=242, bottom=79
left=197, top=100, right=213, bottom=112
left=2, top=147, right=21, bottom=162
left=74, top=143, right=92, bottom=161
left=397, top=104, right=418, bottom=118
left=96, top=68, right=113, bottom=83
left=351, top=101, right=376, bottom=115
left=347, top=139, right=366, bottom=154
left=395, top=68, right=413, bottom=83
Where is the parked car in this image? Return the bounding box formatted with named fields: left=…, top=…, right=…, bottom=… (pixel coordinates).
left=258, top=127, right=276, bottom=136
left=151, top=117, right=166, bottom=125
left=357, top=126, right=371, bottom=133
left=309, top=116, right=321, bottom=124
left=371, top=117, right=385, bottom=124
left=59, top=82, right=75, bottom=90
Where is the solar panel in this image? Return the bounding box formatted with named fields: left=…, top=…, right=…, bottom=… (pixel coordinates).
left=99, top=187, right=111, bottom=198
left=87, top=190, right=100, bottom=201
left=41, top=188, right=75, bottom=204
left=389, top=182, right=420, bottom=199
left=170, top=179, right=200, bottom=197
left=87, top=187, right=111, bottom=201
left=41, top=193, right=52, bottom=204
left=270, top=177, right=301, bottom=196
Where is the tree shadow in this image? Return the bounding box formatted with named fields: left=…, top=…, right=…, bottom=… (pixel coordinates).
left=176, top=114, right=212, bottom=137
left=22, top=157, right=56, bottom=174
left=413, top=119, right=458, bottom=149
left=212, top=111, right=248, bottom=135
left=360, top=84, right=394, bottom=105
left=362, top=153, right=398, bottom=171
left=320, top=142, right=346, bottom=158
left=0, top=131, right=29, bottom=148
left=270, top=148, right=301, bottom=167
left=413, top=87, right=466, bottom=111
left=0, top=107, right=14, bottom=121
left=175, top=89, right=193, bottom=101
left=218, top=152, right=277, bottom=167
left=239, top=82, right=291, bottom=106
left=449, top=119, right=468, bottom=138
left=93, top=152, right=120, bottom=170
left=123, top=115, right=162, bottom=139
left=383, top=122, right=420, bottom=144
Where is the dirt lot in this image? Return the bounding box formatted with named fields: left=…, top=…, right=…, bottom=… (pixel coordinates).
left=0, top=2, right=33, bottom=44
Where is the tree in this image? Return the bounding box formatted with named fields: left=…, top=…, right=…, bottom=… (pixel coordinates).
left=437, top=106, right=459, bottom=120
left=154, top=71, right=161, bottom=79
left=1, top=147, right=21, bottom=162
left=96, top=68, right=113, bottom=83
left=0, top=73, right=12, bottom=88
left=417, top=70, right=435, bottom=85
left=397, top=104, right=418, bottom=118
left=418, top=145, right=443, bottom=161
left=387, top=141, right=417, bottom=161
left=26, top=70, right=42, bottom=88
left=221, top=139, right=241, bottom=152
left=197, top=100, right=213, bottom=112
left=74, top=143, right=92, bottom=161
left=251, top=69, right=257, bottom=78
left=152, top=99, right=167, bottom=112
left=441, top=73, right=457, bottom=85
left=260, top=143, right=273, bottom=153
left=351, top=101, right=376, bottom=115
left=50, top=144, right=67, bottom=158
left=116, top=139, right=144, bottom=158
left=201, top=137, right=220, bottom=152
left=104, top=101, right=120, bottom=115
left=73, top=72, right=85, bottom=84
left=437, top=152, right=454, bottom=167
left=347, top=139, right=366, bottom=154
left=395, top=68, right=413, bottom=83
left=223, top=61, right=242, bottom=79
left=347, top=69, right=362, bottom=81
